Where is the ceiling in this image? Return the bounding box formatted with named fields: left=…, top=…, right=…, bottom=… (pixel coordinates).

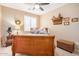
left=0, top=3, right=67, bottom=15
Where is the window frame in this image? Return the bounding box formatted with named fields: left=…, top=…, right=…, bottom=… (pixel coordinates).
left=24, top=16, right=37, bottom=31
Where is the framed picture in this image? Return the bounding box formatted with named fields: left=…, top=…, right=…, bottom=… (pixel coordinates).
left=71, top=18, right=78, bottom=22
left=63, top=17, right=70, bottom=25
left=64, top=22, right=70, bottom=25
left=63, top=17, right=70, bottom=22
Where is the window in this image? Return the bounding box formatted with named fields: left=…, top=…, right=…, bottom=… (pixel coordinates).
left=24, top=16, right=37, bottom=31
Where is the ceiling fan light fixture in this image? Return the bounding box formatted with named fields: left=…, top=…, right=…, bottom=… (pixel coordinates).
left=35, top=4, right=40, bottom=9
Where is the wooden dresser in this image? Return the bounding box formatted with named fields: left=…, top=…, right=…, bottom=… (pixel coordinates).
left=12, top=34, right=55, bottom=56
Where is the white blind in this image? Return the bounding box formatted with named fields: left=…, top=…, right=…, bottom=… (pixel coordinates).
left=24, top=16, right=37, bottom=31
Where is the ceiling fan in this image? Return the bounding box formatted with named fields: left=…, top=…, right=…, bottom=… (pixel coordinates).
left=32, top=3, right=49, bottom=11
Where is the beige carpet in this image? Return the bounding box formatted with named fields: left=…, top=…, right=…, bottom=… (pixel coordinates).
left=0, top=46, right=79, bottom=56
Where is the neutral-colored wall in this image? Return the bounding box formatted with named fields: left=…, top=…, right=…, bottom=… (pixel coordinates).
left=40, top=4, right=79, bottom=49
left=1, top=6, right=40, bottom=40
left=0, top=5, right=2, bottom=47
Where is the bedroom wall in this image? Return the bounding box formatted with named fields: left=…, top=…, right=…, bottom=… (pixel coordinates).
left=1, top=6, right=40, bottom=41
left=40, top=3, right=79, bottom=50
left=0, top=5, right=2, bottom=47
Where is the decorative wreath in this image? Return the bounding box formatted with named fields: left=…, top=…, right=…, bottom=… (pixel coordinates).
left=15, top=20, right=21, bottom=25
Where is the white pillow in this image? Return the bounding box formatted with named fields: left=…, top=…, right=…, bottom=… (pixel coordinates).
left=31, top=28, right=48, bottom=34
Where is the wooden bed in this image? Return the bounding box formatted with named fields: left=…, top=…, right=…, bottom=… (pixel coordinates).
left=12, top=34, right=55, bottom=56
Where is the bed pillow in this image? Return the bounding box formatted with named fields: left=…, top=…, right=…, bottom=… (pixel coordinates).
left=31, top=28, right=48, bottom=34
left=37, top=28, right=48, bottom=34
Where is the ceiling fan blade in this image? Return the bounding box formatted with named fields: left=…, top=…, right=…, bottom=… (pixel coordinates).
left=33, top=7, right=35, bottom=10
left=40, top=7, right=44, bottom=11
left=39, top=3, right=49, bottom=5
